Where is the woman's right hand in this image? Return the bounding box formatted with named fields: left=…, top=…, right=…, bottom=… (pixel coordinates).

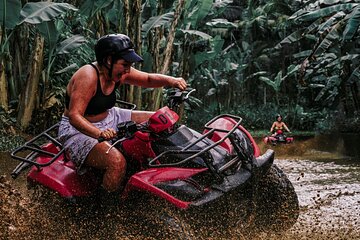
left=98, top=128, right=117, bottom=141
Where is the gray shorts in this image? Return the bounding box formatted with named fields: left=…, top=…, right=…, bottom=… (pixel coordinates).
left=57, top=107, right=132, bottom=174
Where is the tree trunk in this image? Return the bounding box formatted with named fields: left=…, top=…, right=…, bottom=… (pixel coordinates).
left=147, top=28, right=162, bottom=110
left=0, top=26, right=8, bottom=111
left=12, top=26, right=30, bottom=100
left=125, top=0, right=142, bottom=108
left=0, top=58, right=8, bottom=111
left=17, top=34, right=44, bottom=129
left=151, top=0, right=185, bottom=110
left=132, top=0, right=143, bottom=109
left=123, top=0, right=133, bottom=104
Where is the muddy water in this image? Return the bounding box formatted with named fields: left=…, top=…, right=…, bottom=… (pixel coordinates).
left=1, top=135, right=360, bottom=239
left=274, top=158, right=360, bottom=239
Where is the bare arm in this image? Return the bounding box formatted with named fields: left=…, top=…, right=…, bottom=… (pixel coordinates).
left=282, top=122, right=290, bottom=132
left=123, top=67, right=187, bottom=90
left=270, top=122, right=276, bottom=133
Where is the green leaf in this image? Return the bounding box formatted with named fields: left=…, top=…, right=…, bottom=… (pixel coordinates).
left=207, top=88, right=216, bottom=96
left=343, top=5, right=360, bottom=41
left=320, top=0, right=355, bottom=5
left=313, top=53, right=338, bottom=70
left=340, top=54, right=360, bottom=61
left=205, top=18, right=237, bottom=28
left=274, top=71, right=283, bottom=89
left=318, top=11, right=345, bottom=34
left=106, top=7, right=119, bottom=26
left=56, top=35, right=87, bottom=55
left=79, top=0, right=95, bottom=16
left=313, top=23, right=341, bottom=56
left=305, top=19, right=325, bottom=35
left=194, top=51, right=216, bottom=67
left=186, top=0, right=213, bottom=28
left=274, top=30, right=303, bottom=49
left=180, top=29, right=212, bottom=40
left=211, top=35, right=224, bottom=53
left=19, top=2, right=78, bottom=25
left=283, top=64, right=300, bottom=79
left=79, top=0, right=113, bottom=19
left=0, top=0, right=21, bottom=29
left=259, top=76, right=277, bottom=91
left=245, top=71, right=267, bottom=82
left=195, top=0, right=213, bottom=26
left=289, top=8, right=308, bottom=21
left=309, top=83, right=326, bottom=88
left=37, top=20, right=58, bottom=50
left=293, top=50, right=313, bottom=59
left=204, top=68, right=218, bottom=87
left=315, top=75, right=340, bottom=101
left=141, top=12, right=174, bottom=37
left=347, top=66, right=360, bottom=84
left=295, top=3, right=358, bottom=22
left=194, top=35, right=223, bottom=68
left=55, top=63, right=79, bottom=75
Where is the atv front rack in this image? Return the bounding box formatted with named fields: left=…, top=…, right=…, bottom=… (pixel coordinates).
left=10, top=123, right=64, bottom=179
left=148, top=114, right=243, bottom=173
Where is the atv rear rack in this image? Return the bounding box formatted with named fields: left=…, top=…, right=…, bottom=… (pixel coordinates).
left=10, top=123, right=64, bottom=178
left=148, top=114, right=243, bottom=173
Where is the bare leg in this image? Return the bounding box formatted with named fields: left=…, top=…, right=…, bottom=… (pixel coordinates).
left=84, top=110, right=153, bottom=192
left=85, top=142, right=126, bottom=192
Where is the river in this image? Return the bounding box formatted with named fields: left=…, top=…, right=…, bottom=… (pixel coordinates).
left=1, top=135, right=359, bottom=239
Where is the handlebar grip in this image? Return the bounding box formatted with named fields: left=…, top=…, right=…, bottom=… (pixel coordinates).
left=98, top=137, right=105, bottom=143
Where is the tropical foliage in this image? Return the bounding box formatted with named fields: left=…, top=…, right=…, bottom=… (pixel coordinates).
left=0, top=0, right=359, bottom=135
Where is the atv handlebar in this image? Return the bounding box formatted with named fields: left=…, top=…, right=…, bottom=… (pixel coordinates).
left=167, top=87, right=196, bottom=110
left=99, top=87, right=196, bottom=143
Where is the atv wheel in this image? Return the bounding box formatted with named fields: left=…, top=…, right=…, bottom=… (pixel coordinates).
left=254, top=164, right=299, bottom=232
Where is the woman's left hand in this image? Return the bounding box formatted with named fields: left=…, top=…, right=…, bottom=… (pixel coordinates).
left=172, top=77, right=187, bottom=91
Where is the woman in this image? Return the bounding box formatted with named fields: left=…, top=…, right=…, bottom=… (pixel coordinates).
left=58, top=34, right=186, bottom=192
left=270, top=114, right=291, bottom=135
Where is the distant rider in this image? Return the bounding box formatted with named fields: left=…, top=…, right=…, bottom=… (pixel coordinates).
left=270, top=114, right=291, bottom=136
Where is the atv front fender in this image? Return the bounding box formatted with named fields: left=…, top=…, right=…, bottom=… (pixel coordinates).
left=254, top=149, right=274, bottom=175
left=190, top=149, right=274, bottom=207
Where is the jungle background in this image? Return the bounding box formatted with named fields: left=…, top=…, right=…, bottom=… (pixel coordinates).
left=0, top=0, right=359, bottom=148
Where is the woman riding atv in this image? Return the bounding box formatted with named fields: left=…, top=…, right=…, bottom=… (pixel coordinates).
left=270, top=114, right=291, bottom=136
left=57, top=34, right=186, bottom=193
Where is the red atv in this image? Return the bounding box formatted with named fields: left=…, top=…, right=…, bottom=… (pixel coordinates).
left=263, top=130, right=294, bottom=145
left=10, top=88, right=298, bottom=233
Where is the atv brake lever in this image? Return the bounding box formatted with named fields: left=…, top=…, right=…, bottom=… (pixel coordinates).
left=106, top=137, right=126, bottom=154
left=184, top=88, right=196, bottom=99
left=105, top=122, right=147, bottom=154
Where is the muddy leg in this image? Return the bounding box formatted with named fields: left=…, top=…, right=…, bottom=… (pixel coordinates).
left=85, top=142, right=126, bottom=192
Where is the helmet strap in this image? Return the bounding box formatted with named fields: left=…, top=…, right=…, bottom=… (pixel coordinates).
left=103, top=56, right=114, bottom=78
left=109, top=55, right=116, bottom=78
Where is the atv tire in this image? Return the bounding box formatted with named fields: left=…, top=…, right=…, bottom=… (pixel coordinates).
left=253, top=164, right=299, bottom=232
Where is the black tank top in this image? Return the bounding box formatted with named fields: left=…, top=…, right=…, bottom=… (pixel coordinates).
left=65, top=63, right=119, bottom=115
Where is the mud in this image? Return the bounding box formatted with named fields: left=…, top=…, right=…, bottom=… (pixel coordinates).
left=1, top=135, right=360, bottom=239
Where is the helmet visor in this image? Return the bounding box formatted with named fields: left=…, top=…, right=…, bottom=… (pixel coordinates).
left=120, top=49, right=143, bottom=63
